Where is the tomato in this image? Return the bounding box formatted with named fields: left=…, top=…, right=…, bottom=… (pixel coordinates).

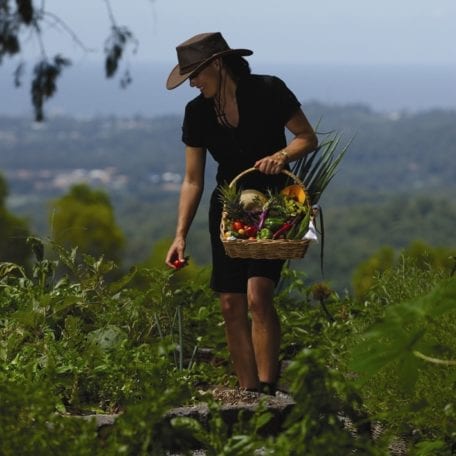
left=172, top=257, right=188, bottom=270
left=244, top=225, right=257, bottom=237
left=232, top=220, right=243, bottom=231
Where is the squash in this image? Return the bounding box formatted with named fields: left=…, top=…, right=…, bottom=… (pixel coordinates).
left=239, top=189, right=268, bottom=211
left=280, top=184, right=306, bottom=204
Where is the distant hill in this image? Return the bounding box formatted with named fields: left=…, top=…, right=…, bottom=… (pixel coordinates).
left=1, top=103, right=455, bottom=198
left=1, top=104, right=455, bottom=291
left=303, top=103, right=456, bottom=199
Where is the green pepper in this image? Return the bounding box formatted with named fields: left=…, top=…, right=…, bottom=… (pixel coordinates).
left=258, top=228, right=273, bottom=239
left=264, top=217, right=286, bottom=231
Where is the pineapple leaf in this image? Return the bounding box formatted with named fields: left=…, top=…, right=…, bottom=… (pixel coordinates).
left=291, top=131, right=350, bottom=204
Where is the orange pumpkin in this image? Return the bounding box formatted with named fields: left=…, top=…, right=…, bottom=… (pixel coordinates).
left=280, top=184, right=306, bottom=204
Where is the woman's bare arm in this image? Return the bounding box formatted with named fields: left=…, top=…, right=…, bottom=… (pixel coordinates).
left=165, top=146, right=206, bottom=267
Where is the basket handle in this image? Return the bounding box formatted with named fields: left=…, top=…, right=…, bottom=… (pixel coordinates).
left=228, top=167, right=305, bottom=189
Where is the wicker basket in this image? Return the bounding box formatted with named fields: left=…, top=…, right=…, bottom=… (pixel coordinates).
left=220, top=167, right=311, bottom=260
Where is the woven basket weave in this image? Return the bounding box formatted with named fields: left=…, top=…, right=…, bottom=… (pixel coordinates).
left=220, top=167, right=311, bottom=260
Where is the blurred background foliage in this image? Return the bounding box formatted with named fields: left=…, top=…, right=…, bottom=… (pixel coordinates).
left=49, top=183, right=125, bottom=264
left=1, top=103, right=455, bottom=291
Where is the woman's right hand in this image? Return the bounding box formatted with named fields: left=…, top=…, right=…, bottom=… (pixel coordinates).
left=165, top=145, right=205, bottom=269
left=254, top=152, right=287, bottom=175
left=165, top=237, right=187, bottom=269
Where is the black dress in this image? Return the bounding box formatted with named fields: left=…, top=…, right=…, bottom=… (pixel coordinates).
left=182, top=74, right=301, bottom=293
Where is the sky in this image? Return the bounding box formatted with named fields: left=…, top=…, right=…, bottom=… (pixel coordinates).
left=1, top=0, right=455, bottom=117
left=25, top=0, right=456, bottom=66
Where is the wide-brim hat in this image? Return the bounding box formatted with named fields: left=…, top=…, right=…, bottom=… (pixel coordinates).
left=166, top=32, right=253, bottom=90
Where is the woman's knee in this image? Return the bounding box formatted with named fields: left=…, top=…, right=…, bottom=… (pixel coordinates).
left=247, top=278, right=275, bottom=321
left=219, top=293, right=248, bottom=322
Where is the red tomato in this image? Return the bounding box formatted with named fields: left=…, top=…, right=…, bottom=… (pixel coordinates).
left=244, top=225, right=257, bottom=237
left=232, top=220, right=243, bottom=231
left=172, top=258, right=188, bottom=270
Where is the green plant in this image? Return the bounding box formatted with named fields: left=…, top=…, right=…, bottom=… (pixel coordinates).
left=349, top=275, right=456, bottom=448
left=0, top=373, right=98, bottom=456
left=0, top=238, right=204, bottom=412
left=139, top=266, right=223, bottom=372
left=262, top=348, right=380, bottom=456
left=275, top=267, right=355, bottom=366
left=2, top=232, right=455, bottom=453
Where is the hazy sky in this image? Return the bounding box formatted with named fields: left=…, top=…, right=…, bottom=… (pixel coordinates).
left=31, top=0, right=455, bottom=66
left=2, top=0, right=455, bottom=117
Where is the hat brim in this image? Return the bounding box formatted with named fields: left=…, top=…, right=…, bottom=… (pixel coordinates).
left=166, top=48, right=253, bottom=90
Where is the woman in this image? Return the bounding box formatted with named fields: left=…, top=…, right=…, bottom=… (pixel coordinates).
left=165, top=32, right=318, bottom=394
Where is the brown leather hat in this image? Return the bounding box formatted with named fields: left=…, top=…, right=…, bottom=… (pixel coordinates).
left=166, top=32, right=253, bottom=90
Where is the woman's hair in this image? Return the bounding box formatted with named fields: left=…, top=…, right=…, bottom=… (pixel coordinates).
left=214, top=55, right=251, bottom=128
left=221, top=55, right=251, bottom=81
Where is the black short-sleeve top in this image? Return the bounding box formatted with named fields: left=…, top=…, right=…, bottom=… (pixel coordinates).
left=182, top=74, right=301, bottom=190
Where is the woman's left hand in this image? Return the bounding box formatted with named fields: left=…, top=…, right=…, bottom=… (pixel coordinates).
left=254, top=152, right=286, bottom=174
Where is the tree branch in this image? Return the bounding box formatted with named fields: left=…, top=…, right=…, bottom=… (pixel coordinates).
left=42, top=11, right=94, bottom=53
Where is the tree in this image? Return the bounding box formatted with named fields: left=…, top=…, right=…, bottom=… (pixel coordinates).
left=0, top=173, right=31, bottom=264
left=50, top=183, right=125, bottom=264
left=0, top=0, right=139, bottom=120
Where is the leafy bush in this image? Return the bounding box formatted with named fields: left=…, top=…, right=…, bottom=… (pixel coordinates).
left=349, top=260, right=456, bottom=453
left=0, top=238, right=220, bottom=413
left=1, top=236, right=455, bottom=454
left=264, top=348, right=380, bottom=456
left=0, top=374, right=98, bottom=456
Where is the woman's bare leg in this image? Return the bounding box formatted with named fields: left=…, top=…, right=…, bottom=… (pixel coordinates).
left=247, top=277, right=281, bottom=385
left=219, top=292, right=259, bottom=389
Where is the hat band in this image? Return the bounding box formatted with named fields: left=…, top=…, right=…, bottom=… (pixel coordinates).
left=179, top=61, right=202, bottom=75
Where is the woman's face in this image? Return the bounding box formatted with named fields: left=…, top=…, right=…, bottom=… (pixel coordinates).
left=189, top=60, right=220, bottom=98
